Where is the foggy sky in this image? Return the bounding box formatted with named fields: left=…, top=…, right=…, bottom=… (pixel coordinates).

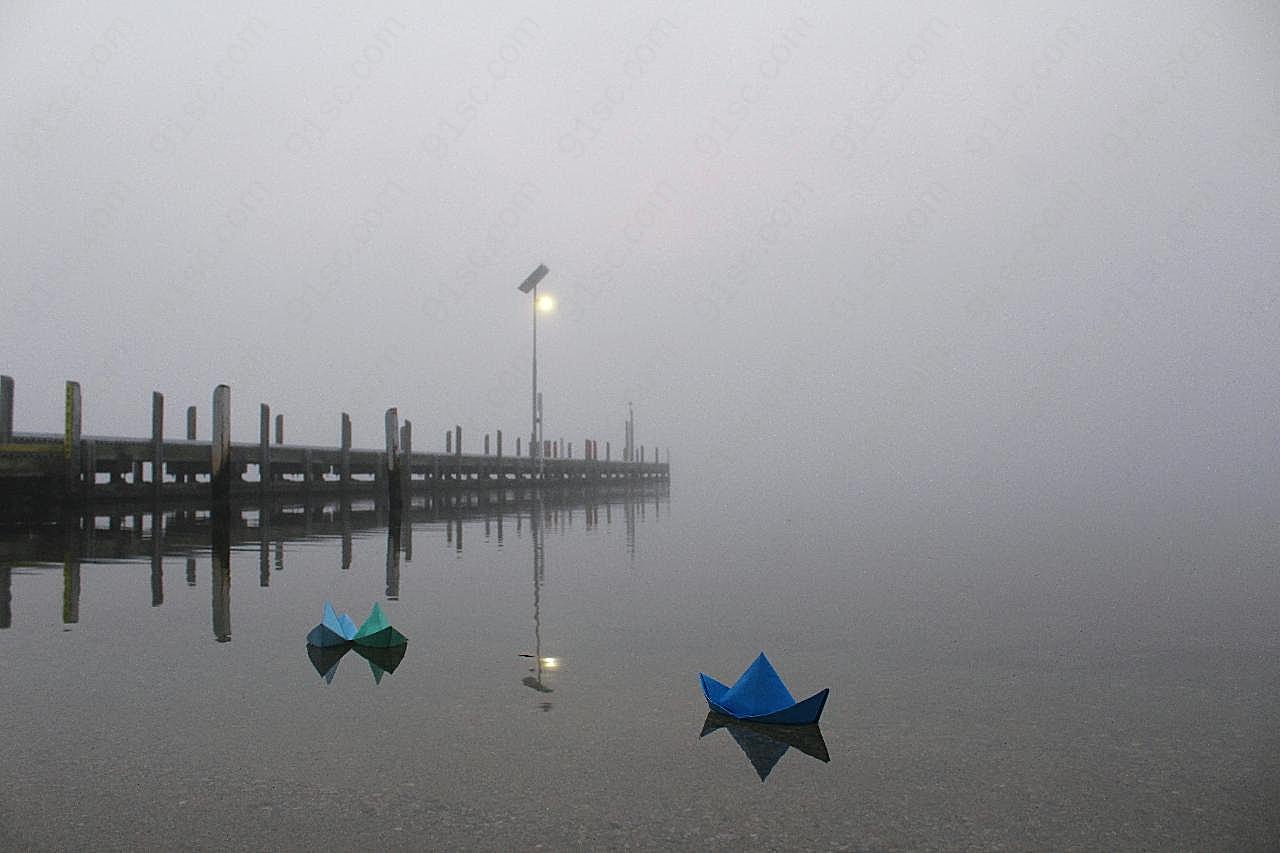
left=4, top=1, right=1278, bottom=521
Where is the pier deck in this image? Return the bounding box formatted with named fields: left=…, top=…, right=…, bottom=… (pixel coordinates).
left=0, top=377, right=669, bottom=507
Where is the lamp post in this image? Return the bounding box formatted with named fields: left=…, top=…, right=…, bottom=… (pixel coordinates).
left=518, top=264, right=551, bottom=479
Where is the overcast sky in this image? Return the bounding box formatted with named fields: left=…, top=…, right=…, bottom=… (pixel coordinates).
left=3, top=1, right=1277, bottom=521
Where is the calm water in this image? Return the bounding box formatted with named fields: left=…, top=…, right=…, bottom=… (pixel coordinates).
left=1, top=484, right=1277, bottom=850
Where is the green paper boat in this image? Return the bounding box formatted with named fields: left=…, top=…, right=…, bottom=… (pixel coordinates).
left=352, top=601, right=408, bottom=648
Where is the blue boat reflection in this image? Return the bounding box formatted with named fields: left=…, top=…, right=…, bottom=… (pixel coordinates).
left=699, top=712, right=830, bottom=781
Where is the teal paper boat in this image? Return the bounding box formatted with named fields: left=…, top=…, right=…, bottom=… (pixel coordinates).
left=306, top=600, right=358, bottom=648
left=352, top=602, right=408, bottom=648
left=699, top=652, right=829, bottom=725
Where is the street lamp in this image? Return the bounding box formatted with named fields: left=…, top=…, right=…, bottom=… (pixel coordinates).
left=518, top=263, right=551, bottom=478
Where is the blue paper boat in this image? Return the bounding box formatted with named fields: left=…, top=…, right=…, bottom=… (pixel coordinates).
left=699, top=652, right=829, bottom=725
left=306, top=600, right=358, bottom=648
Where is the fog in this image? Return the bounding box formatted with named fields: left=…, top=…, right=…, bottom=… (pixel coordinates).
left=4, top=1, right=1278, bottom=525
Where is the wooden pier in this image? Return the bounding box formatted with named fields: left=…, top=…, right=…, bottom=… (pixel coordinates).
left=0, top=377, right=669, bottom=509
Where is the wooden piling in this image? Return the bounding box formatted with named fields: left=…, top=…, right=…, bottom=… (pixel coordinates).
left=446, top=430, right=452, bottom=454
left=497, top=429, right=503, bottom=458
left=151, top=392, right=164, bottom=490
left=385, top=407, right=402, bottom=513
left=186, top=406, right=197, bottom=440
left=606, top=441, right=611, bottom=461
left=455, top=425, right=462, bottom=456
left=64, top=381, right=82, bottom=495
left=340, top=412, right=352, bottom=485
left=0, top=375, right=13, bottom=444
left=274, top=413, right=284, bottom=445
left=211, top=385, right=231, bottom=504
left=259, top=403, right=272, bottom=490
left=484, top=433, right=490, bottom=455
left=81, top=438, right=96, bottom=496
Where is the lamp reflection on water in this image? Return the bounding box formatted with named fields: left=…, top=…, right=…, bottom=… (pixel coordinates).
left=519, top=498, right=558, bottom=709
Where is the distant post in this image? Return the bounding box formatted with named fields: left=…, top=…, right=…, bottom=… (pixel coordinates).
left=484, top=433, right=490, bottom=455
left=340, top=412, right=352, bottom=485
left=274, top=413, right=284, bottom=445
left=516, top=436, right=521, bottom=457
left=211, top=385, right=231, bottom=504
left=385, top=408, right=402, bottom=513
left=151, top=392, right=164, bottom=491
left=259, top=403, right=272, bottom=491
left=445, top=430, right=452, bottom=454
left=0, top=375, right=13, bottom=444
left=606, top=441, right=611, bottom=462
left=454, top=425, right=462, bottom=482
left=496, top=429, right=503, bottom=458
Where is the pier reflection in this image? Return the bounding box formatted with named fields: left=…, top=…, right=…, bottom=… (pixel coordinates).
left=0, top=565, right=10, bottom=629
left=211, top=508, right=231, bottom=643
left=0, top=483, right=668, bottom=644
left=699, top=712, right=830, bottom=782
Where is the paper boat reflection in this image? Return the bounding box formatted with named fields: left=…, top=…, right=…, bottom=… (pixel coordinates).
left=306, top=642, right=349, bottom=684
left=699, top=652, right=829, bottom=725
left=353, top=643, right=407, bottom=684
left=304, top=642, right=407, bottom=685
left=700, top=712, right=830, bottom=781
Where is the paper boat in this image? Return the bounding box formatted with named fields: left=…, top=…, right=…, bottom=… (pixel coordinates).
left=700, top=712, right=830, bottom=781
left=699, top=652, right=829, bottom=725
left=306, top=600, right=358, bottom=647
left=352, top=602, right=408, bottom=648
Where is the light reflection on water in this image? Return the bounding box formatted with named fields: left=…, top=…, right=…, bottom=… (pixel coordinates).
left=0, top=484, right=1278, bottom=849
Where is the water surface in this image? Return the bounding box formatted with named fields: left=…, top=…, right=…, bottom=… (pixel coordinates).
left=1, top=485, right=1277, bottom=850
